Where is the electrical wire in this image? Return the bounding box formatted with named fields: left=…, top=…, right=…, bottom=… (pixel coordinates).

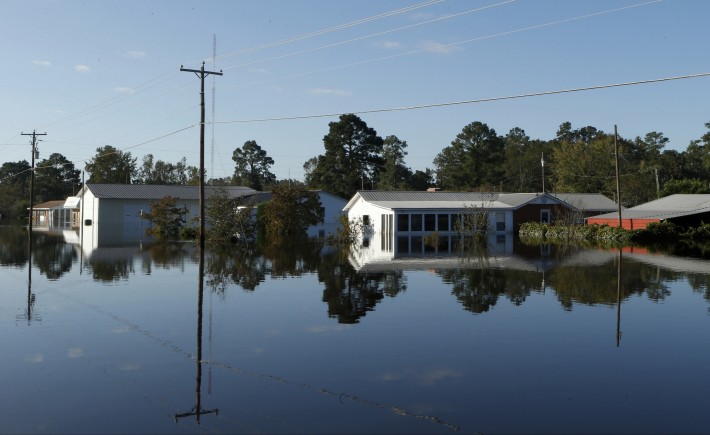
left=215, top=72, right=710, bottom=124
left=228, top=0, right=662, bottom=91
left=185, top=0, right=446, bottom=65
left=222, top=0, right=516, bottom=72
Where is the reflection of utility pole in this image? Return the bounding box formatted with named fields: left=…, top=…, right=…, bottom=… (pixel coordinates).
left=180, top=62, right=222, bottom=251
left=616, top=249, right=623, bottom=348
left=175, top=244, right=218, bottom=424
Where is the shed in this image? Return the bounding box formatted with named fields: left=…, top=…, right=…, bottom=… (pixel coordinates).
left=586, top=194, right=710, bottom=229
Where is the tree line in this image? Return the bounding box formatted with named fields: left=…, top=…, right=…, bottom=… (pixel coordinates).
left=2, top=116, right=710, bottom=219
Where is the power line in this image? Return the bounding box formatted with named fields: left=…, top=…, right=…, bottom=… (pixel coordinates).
left=222, top=0, right=516, bottom=72
left=187, top=0, right=446, bottom=65
left=228, top=0, right=662, bottom=91
left=215, top=72, right=710, bottom=125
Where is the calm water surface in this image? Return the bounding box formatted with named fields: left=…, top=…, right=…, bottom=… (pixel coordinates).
left=1, top=225, right=710, bottom=434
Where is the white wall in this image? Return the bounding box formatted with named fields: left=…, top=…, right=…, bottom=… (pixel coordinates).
left=307, top=192, right=347, bottom=238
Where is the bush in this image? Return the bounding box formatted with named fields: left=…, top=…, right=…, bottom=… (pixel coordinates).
left=180, top=226, right=198, bottom=241
left=630, top=221, right=679, bottom=244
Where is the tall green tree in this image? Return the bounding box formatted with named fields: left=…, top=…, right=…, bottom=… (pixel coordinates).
left=408, top=169, right=435, bottom=191
left=85, top=145, right=137, bottom=184
left=34, top=153, right=81, bottom=201
left=304, top=114, right=384, bottom=198
left=138, top=154, right=196, bottom=185
left=142, top=196, right=188, bottom=240
left=259, top=184, right=323, bottom=238
left=433, top=121, right=505, bottom=190
left=378, top=135, right=411, bottom=190
left=232, top=140, right=276, bottom=191
left=0, top=160, right=31, bottom=218
left=503, top=127, right=551, bottom=192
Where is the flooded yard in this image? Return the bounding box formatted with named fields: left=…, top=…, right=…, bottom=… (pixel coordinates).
left=1, top=225, right=710, bottom=434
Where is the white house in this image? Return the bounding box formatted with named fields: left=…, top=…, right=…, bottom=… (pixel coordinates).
left=79, top=184, right=258, bottom=247
left=342, top=191, right=617, bottom=263
left=308, top=190, right=347, bottom=238
left=78, top=184, right=346, bottom=248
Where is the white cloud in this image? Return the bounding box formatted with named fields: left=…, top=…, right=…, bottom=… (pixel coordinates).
left=417, top=369, right=463, bottom=386
left=25, top=354, right=44, bottom=364
left=124, top=50, right=147, bottom=59
left=113, top=86, right=134, bottom=94
left=376, top=41, right=404, bottom=50
left=75, top=64, right=91, bottom=73
left=32, top=60, right=51, bottom=67
left=308, top=88, right=352, bottom=97
left=249, top=68, right=271, bottom=75
left=307, top=324, right=350, bottom=334
left=419, top=40, right=462, bottom=55
left=67, top=348, right=84, bottom=359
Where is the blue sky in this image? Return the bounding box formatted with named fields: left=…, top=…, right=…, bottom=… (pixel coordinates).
left=2, top=0, right=709, bottom=182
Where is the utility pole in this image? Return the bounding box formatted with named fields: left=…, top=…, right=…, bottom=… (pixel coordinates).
left=614, top=125, right=622, bottom=228
left=21, top=130, right=46, bottom=236
left=541, top=152, right=545, bottom=193
left=180, top=62, right=222, bottom=250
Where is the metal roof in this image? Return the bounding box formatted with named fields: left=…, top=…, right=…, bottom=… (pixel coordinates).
left=588, top=194, right=710, bottom=221
left=32, top=200, right=66, bottom=209
left=346, top=191, right=560, bottom=211
left=548, top=193, right=618, bottom=212
left=85, top=184, right=257, bottom=200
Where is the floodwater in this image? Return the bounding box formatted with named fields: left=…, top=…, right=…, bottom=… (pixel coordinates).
left=1, top=225, right=710, bottom=434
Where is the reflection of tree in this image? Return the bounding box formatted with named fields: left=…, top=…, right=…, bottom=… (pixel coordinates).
left=31, top=233, right=76, bottom=279
left=147, top=242, right=189, bottom=268
left=438, top=268, right=541, bottom=314
left=205, top=245, right=268, bottom=292
left=318, top=249, right=407, bottom=324
left=90, top=259, right=134, bottom=282
left=0, top=229, right=76, bottom=279
left=0, top=225, right=29, bottom=266
left=687, top=274, right=710, bottom=305
left=550, top=259, right=672, bottom=310
left=260, top=239, right=322, bottom=278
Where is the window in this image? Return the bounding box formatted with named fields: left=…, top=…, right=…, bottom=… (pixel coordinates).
left=410, top=214, right=422, bottom=232
left=397, top=236, right=409, bottom=254
left=363, top=215, right=370, bottom=226
left=495, top=212, right=506, bottom=232
left=541, top=209, right=551, bottom=224
left=397, top=214, right=409, bottom=232
left=411, top=236, right=423, bottom=253
left=424, top=214, right=436, bottom=231
left=438, top=214, right=449, bottom=231
left=438, top=235, right=450, bottom=253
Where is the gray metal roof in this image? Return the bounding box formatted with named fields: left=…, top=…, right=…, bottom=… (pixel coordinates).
left=86, top=184, right=258, bottom=200
left=549, top=193, right=618, bottom=212
left=347, top=191, right=560, bottom=211
left=588, top=194, right=710, bottom=221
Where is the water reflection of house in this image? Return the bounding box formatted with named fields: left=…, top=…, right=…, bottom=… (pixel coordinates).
left=587, top=194, right=710, bottom=229
left=31, top=197, right=81, bottom=230
left=343, top=191, right=617, bottom=258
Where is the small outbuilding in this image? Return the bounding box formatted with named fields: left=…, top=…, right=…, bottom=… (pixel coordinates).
left=586, top=194, right=710, bottom=229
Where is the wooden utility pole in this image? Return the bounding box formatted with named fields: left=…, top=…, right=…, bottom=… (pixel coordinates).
left=614, top=125, right=622, bottom=228
left=180, top=62, right=222, bottom=250
left=541, top=152, right=545, bottom=193
left=21, top=130, right=46, bottom=236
